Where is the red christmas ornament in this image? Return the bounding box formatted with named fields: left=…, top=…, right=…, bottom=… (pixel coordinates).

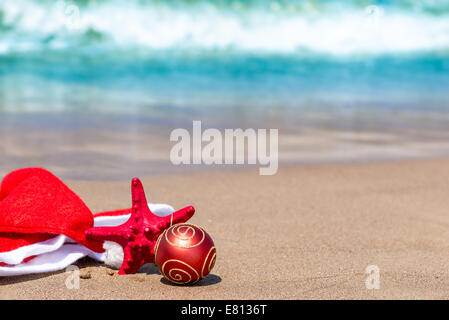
left=85, top=178, right=195, bottom=275
left=154, top=223, right=216, bottom=285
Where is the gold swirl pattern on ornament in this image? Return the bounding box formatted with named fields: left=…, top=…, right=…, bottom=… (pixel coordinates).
left=165, top=223, right=205, bottom=249
left=209, top=252, right=216, bottom=274
left=201, top=246, right=216, bottom=278
left=161, top=259, right=199, bottom=284
left=154, top=229, right=167, bottom=262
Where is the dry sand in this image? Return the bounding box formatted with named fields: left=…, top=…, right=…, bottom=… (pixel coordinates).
left=2, top=159, right=449, bottom=299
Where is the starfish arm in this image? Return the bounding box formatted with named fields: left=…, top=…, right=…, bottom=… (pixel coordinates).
left=85, top=226, right=129, bottom=247
left=118, top=246, right=143, bottom=275
left=130, top=178, right=152, bottom=215
left=172, top=205, right=195, bottom=224
left=157, top=205, right=195, bottom=230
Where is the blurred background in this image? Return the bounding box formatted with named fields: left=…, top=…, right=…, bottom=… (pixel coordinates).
left=1, top=0, right=449, bottom=179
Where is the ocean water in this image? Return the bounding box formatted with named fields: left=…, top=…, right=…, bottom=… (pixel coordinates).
left=0, top=0, right=448, bottom=114
left=1, top=0, right=449, bottom=179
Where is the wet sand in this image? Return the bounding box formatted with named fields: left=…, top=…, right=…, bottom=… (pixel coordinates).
left=2, top=111, right=449, bottom=180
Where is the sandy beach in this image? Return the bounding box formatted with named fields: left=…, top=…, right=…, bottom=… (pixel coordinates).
left=1, top=158, right=449, bottom=299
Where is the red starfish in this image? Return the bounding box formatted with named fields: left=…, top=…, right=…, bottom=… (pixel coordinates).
left=85, top=178, right=195, bottom=274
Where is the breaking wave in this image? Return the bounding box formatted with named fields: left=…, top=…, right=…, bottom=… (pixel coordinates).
left=1, top=0, right=449, bottom=56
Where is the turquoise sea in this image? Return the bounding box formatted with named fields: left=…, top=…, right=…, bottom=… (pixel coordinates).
left=1, top=0, right=449, bottom=113
left=1, top=0, right=449, bottom=179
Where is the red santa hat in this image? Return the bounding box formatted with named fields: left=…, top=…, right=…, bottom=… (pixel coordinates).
left=0, top=168, right=175, bottom=276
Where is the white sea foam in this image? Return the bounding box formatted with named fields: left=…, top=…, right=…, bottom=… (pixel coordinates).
left=1, top=0, right=449, bottom=55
